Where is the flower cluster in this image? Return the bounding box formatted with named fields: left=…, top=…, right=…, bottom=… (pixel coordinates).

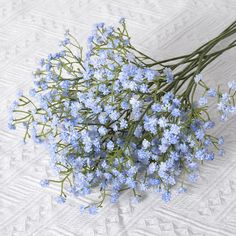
left=8, top=19, right=236, bottom=214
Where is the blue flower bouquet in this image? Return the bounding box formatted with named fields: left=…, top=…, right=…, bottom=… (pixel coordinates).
left=8, top=19, right=236, bottom=214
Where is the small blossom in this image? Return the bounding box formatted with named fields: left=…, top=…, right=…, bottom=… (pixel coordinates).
left=178, top=186, right=187, bottom=193
left=151, top=103, right=162, bottom=112
left=120, top=119, right=128, bottom=129
left=207, top=88, right=217, bottom=97
left=162, top=190, right=171, bottom=202
left=218, top=149, right=225, bottom=156
left=164, top=67, right=173, bottom=83
left=79, top=205, right=86, bottom=213
left=142, top=139, right=150, bottom=149
left=107, top=140, right=114, bottom=150
left=55, top=195, right=66, bottom=204
left=40, top=179, right=49, bottom=187
left=88, top=205, right=98, bottom=214
left=218, top=136, right=224, bottom=145
left=130, top=196, right=141, bottom=204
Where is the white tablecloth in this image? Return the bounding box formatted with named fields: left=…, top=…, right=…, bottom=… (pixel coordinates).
left=0, top=0, right=236, bottom=235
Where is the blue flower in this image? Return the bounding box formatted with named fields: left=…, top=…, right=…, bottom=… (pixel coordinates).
left=218, top=149, right=225, bottom=156
left=45, top=63, right=52, bottom=71
left=79, top=205, right=86, bottom=213
left=205, top=152, right=214, bottom=160
left=98, top=113, right=107, bottom=124
left=9, top=100, right=19, bottom=112
left=178, top=186, right=187, bottom=193
left=203, top=121, right=215, bottom=130
left=218, top=136, right=224, bottom=145
left=195, top=149, right=206, bottom=160
left=121, top=101, right=129, bottom=110
left=8, top=122, right=16, bottom=130
left=139, top=84, right=149, bottom=93
left=126, top=177, right=136, bottom=188
left=127, top=166, right=137, bottom=177
left=55, top=195, right=66, bottom=204
left=188, top=172, right=199, bottom=182
left=39, top=58, right=45, bottom=67
left=162, top=190, right=171, bottom=202
left=29, top=88, right=37, bottom=97
left=151, top=103, right=162, bottom=112
left=134, top=125, right=142, bottom=137
left=207, top=88, right=217, bottom=97
left=204, top=139, right=212, bottom=146
left=162, top=92, right=174, bottom=104
left=109, top=110, right=120, bottom=121
left=157, top=117, right=168, bottom=128
left=107, top=140, right=114, bottom=150
left=60, top=38, right=70, bottom=46
left=144, top=115, right=157, bottom=134
left=148, top=163, right=156, bottom=174
left=142, top=139, right=150, bottom=149
left=137, top=149, right=150, bottom=163
left=88, top=205, right=98, bottom=214
left=164, top=67, right=174, bottom=83
left=148, top=178, right=161, bottom=186
left=120, top=119, right=128, bottom=129
left=130, top=196, right=141, bottom=204
left=104, top=105, right=114, bottom=114
left=110, top=192, right=119, bottom=203
left=171, top=108, right=180, bottom=117
left=40, top=179, right=49, bottom=187
left=98, top=126, right=108, bottom=136
left=172, top=98, right=181, bottom=107
left=195, top=129, right=205, bottom=140
left=170, top=124, right=180, bottom=135
left=145, top=69, right=157, bottom=82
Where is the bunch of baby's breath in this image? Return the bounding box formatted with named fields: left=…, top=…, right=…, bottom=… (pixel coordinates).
left=8, top=19, right=236, bottom=213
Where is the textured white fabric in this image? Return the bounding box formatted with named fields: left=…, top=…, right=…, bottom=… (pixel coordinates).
left=0, top=0, right=236, bottom=235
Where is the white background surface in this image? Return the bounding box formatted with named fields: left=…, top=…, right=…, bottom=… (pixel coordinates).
left=0, top=0, right=236, bottom=235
